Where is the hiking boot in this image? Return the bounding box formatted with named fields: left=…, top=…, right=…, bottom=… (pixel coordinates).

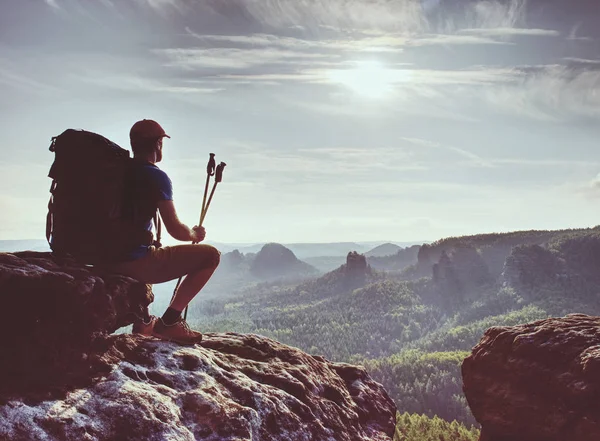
left=132, top=316, right=157, bottom=336
left=152, top=318, right=203, bottom=345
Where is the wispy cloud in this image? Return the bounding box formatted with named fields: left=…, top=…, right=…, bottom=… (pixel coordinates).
left=401, top=137, right=492, bottom=167
left=43, top=0, right=60, bottom=9
left=486, top=65, right=600, bottom=121
left=155, top=47, right=333, bottom=70
left=186, top=29, right=412, bottom=52
left=236, top=0, right=427, bottom=33
left=567, top=24, right=593, bottom=42
left=76, top=72, right=224, bottom=94
left=461, top=28, right=560, bottom=37
left=564, top=57, right=600, bottom=66
left=407, top=34, right=511, bottom=46
left=0, top=59, right=59, bottom=94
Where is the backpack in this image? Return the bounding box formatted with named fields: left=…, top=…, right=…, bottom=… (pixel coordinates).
left=46, top=129, right=160, bottom=264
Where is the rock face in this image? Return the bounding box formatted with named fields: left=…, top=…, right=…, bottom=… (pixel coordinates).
left=0, top=251, right=152, bottom=393
left=345, top=251, right=368, bottom=289
left=433, top=246, right=492, bottom=292
left=0, top=333, right=397, bottom=441
left=462, top=314, right=600, bottom=441
left=502, top=244, right=565, bottom=291
left=0, top=251, right=396, bottom=440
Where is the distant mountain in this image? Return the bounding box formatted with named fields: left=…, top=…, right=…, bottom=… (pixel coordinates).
left=368, top=245, right=421, bottom=272
left=211, top=242, right=374, bottom=259
left=250, top=243, right=318, bottom=280
left=303, top=256, right=347, bottom=273
left=365, top=243, right=402, bottom=257
left=282, top=243, right=371, bottom=259
left=4, top=238, right=427, bottom=260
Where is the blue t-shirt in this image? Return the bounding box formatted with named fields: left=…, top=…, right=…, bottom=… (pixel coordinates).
left=125, top=160, right=173, bottom=261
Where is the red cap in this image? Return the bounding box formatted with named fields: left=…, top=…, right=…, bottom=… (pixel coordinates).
left=130, top=119, right=171, bottom=141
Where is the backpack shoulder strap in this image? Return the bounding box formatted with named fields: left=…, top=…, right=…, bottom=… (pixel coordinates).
left=153, top=210, right=162, bottom=248
left=46, top=180, right=57, bottom=245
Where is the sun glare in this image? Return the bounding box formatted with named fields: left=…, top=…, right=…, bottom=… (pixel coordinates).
left=328, top=61, right=399, bottom=99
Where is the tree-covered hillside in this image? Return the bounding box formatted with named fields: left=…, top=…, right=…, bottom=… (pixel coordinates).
left=184, top=227, right=600, bottom=427
left=394, top=413, right=479, bottom=441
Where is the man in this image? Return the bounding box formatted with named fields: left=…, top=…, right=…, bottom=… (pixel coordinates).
left=106, top=119, right=221, bottom=345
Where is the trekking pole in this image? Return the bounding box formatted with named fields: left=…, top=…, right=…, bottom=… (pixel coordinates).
left=171, top=153, right=217, bottom=316
left=183, top=161, right=226, bottom=321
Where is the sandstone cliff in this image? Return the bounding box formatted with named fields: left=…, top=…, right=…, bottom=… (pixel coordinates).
left=462, top=314, right=600, bottom=441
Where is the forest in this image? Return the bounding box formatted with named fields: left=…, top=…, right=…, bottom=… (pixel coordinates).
left=149, top=226, right=600, bottom=439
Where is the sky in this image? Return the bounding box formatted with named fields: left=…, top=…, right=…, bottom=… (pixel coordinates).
left=1, top=0, right=600, bottom=244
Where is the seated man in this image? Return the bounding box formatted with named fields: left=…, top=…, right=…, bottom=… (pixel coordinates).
left=105, top=119, right=220, bottom=345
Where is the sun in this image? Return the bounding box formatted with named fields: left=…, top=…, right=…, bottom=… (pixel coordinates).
left=328, top=60, right=398, bottom=99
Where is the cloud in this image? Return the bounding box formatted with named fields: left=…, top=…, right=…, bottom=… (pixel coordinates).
left=400, top=137, right=492, bottom=167
left=168, top=60, right=520, bottom=88
left=0, top=59, right=59, bottom=94
left=465, top=0, right=526, bottom=30
left=576, top=173, right=600, bottom=200
left=564, top=58, right=600, bottom=67
left=43, top=0, right=60, bottom=9
left=76, top=72, right=224, bottom=95
left=186, top=29, right=411, bottom=52
left=461, top=28, right=560, bottom=37
left=225, top=143, right=422, bottom=180
left=407, top=34, right=511, bottom=46
left=486, top=65, right=600, bottom=121
left=567, top=24, right=593, bottom=42
left=155, top=47, right=333, bottom=70
left=235, top=0, right=427, bottom=33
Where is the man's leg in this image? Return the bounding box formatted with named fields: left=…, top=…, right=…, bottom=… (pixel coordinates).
left=168, top=267, right=217, bottom=311
left=105, top=244, right=220, bottom=343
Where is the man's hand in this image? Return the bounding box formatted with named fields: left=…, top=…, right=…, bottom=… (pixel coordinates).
left=191, top=225, right=206, bottom=243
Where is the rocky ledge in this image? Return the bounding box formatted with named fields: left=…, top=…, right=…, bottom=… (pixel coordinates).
left=462, top=314, right=600, bottom=441
left=0, top=251, right=396, bottom=440
left=0, top=333, right=396, bottom=441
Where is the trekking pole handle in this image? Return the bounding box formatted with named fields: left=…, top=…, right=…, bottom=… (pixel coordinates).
left=215, top=162, right=226, bottom=183
left=207, top=153, right=216, bottom=176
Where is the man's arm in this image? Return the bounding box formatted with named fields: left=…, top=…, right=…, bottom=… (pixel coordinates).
left=158, top=200, right=203, bottom=242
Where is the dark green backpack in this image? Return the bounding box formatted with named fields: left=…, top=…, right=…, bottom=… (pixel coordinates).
left=46, top=129, right=158, bottom=264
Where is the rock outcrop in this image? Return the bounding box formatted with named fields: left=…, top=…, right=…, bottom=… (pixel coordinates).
left=0, top=251, right=152, bottom=393
left=433, top=246, right=492, bottom=292
left=345, top=251, right=369, bottom=289
left=501, top=244, right=565, bottom=291
left=0, top=251, right=396, bottom=440
left=462, top=314, right=600, bottom=441
left=0, top=333, right=396, bottom=441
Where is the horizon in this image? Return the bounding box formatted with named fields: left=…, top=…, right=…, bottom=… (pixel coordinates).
left=2, top=1, right=600, bottom=243
left=4, top=220, right=600, bottom=249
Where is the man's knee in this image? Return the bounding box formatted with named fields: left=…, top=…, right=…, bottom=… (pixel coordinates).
left=203, top=245, right=221, bottom=269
